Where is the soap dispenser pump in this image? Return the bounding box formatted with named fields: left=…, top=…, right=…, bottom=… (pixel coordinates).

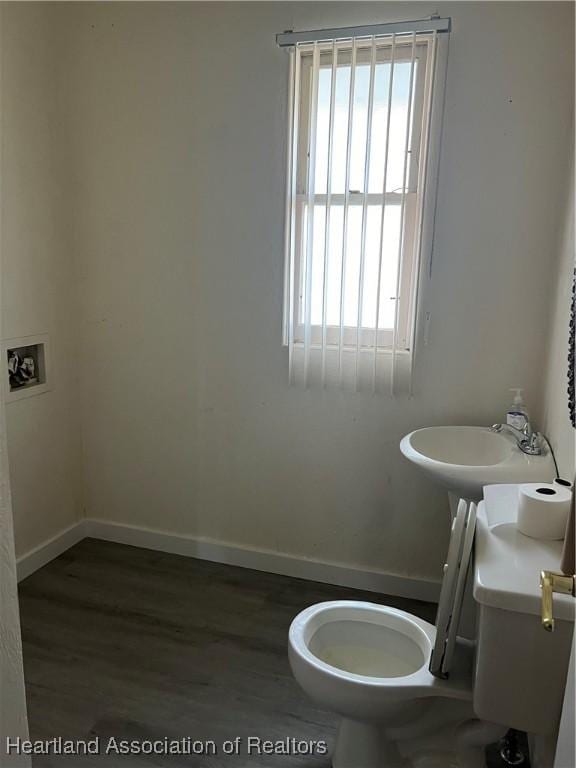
left=507, top=388, right=529, bottom=431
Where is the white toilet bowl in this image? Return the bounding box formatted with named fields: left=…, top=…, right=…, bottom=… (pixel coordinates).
left=289, top=600, right=478, bottom=768
left=287, top=502, right=518, bottom=767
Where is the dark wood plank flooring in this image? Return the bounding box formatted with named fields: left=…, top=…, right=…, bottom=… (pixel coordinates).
left=18, top=538, right=506, bottom=767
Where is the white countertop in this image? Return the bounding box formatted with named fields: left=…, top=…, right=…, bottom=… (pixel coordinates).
left=474, top=484, right=574, bottom=621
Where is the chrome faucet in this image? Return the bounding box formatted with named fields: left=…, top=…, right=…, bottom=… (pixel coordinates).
left=490, top=422, right=543, bottom=456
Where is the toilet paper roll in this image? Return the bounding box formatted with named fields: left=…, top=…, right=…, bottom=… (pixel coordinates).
left=517, top=483, right=572, bottom=540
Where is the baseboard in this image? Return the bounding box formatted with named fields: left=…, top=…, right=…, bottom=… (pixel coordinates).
left=85, top=519, right=441, bottom=602
left=17, top=520, right=87, bottom=582
left=16, top=517, right=441, bottom=602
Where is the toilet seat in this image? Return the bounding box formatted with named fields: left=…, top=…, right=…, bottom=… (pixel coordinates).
left=289, top=600, right=472, bottom=711
left=288, top=500, right=481, bottom=767
left=430, top=499, right=477, bottom=678
left=289, top=501, right=477, bottom=708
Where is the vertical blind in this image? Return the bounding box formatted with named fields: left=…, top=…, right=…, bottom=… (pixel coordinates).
left=282, top=25, right=446, bottom=394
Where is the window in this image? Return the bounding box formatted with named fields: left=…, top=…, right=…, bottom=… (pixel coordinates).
left=282, top=28, right=446, bottom=392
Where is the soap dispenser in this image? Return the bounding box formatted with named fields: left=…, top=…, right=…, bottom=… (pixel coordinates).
left=507, top=388, right=528, bottom=430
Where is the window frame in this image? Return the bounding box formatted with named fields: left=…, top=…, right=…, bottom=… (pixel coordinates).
left=285, top=35, right=437, bottom=355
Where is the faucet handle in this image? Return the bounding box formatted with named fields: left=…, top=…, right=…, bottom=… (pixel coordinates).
left=539, top=570, right=575, bottom=632
left=520, top=429, right=543, bottom=455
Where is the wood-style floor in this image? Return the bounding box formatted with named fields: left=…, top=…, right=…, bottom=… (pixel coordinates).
left=18, top=538, right=506, bottom=767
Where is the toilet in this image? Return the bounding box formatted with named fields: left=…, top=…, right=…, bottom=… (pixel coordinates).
left=289, top=601, right=481, bottom=768
left=288, top=498, right=545, bottom=768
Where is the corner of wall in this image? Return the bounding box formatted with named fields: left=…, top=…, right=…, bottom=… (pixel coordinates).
left=541, top=142, right=575, bottom=479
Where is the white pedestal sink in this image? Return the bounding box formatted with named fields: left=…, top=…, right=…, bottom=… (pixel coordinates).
left=400, top=426, right=556, bottom=502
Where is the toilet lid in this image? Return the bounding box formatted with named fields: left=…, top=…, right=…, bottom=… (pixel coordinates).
left=429, top=499, right=477, bottom=679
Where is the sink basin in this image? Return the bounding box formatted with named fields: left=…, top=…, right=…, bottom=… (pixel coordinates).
left=400, top=426, right=555, bottom=501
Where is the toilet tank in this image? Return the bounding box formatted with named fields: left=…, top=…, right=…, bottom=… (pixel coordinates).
left=473, top=485, right=574, bottom=736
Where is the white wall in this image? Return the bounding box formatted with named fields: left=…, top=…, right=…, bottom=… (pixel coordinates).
left=57, top=1, right=573, bottom=583
left=0, top=10, right=31, bottom=758
left=1, top=3, right=83, bottom=557
left=0, top=347, right=30, bottom=767
left=1, top=2, right=573, bottom=584
left=542, top=153, right=575, bottom=480
left=0, top=360, right=30, bottom=765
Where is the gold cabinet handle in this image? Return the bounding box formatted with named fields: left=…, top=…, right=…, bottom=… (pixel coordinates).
left=539, top=571, right=575, bottom=632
